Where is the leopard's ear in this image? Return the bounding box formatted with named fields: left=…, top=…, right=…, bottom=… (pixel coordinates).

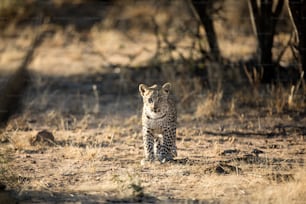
left=162, top=82, right=171, bottom=94
left=139, top=84, right=148, bottom=96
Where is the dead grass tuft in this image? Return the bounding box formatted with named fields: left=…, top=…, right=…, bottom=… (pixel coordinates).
left=195, top=91, right=223, bottom=118
left=266, top=83, right=306, bottom=114
left=0, top=148, right=18, bottom=188
left=251, top=168, right=306, bottom=204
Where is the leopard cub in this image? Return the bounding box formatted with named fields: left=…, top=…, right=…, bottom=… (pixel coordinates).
left=139, top=82, right=177, bottom=163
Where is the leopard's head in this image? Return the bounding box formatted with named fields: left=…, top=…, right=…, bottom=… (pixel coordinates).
left=139, top=82, right=171, bottom=119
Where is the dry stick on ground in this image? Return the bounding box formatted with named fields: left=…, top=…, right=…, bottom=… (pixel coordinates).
left=0, top=31, right=46, bottom=128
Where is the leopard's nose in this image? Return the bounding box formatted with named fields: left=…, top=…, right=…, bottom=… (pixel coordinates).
left=153, top=107, right=160, bottom=113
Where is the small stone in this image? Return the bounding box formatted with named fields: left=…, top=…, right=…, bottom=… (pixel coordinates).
left=30, top=130, right=56, bottom=146
left=252, top=148, right=264, bottom=156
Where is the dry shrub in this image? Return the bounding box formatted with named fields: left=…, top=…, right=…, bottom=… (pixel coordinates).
left=287, top=76, right=306, bottom=111
left=267, top=85, right=289, bottom=114
left=175, top=77, right=203, bottom=112
left=228, top=81, right=306, bottom=115
left=267, top=82, right=306, bottom=114
left=160, top=62, right=204, bottom=112
left=195, top=91, right=223, bottom=118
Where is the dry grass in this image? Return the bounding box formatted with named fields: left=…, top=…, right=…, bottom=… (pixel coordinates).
left=249, top=169, right=306, bottom=204
left=195, top=91, right=223, bottom=118
left=1, top=100, right=306, bottom=203
left=0, top=1, right=305, bottom=203
left=265, top=83, right=306, bottom=114
left=2, top=106, right=305, bottom=203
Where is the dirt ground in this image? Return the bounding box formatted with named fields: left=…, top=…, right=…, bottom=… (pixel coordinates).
left=0, top=0, right=306, bottom=203
left=1, top=94, right=305, bottom=203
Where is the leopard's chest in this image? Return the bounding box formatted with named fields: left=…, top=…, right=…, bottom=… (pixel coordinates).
left=142, top=114, right=174, bottom=134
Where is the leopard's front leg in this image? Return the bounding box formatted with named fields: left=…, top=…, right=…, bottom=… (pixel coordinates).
left=142, top=127, right=155, bottom=161
left=156, top=128, right=175, bottom=162
left=169, top=123, right=177, bottom=157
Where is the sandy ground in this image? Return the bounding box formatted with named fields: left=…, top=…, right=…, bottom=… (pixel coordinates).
left=1, top=110, right=305, bottom=203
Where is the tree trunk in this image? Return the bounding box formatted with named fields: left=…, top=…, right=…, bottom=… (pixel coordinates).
left=289, top=0, right=306, bottom=80
left=0, top=31, right=45, bottom=128
left=249, top=0, right=284, bottom=83
left=191, top=0, right=220, bottom=60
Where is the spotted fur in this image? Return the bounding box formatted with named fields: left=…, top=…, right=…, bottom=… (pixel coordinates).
left=139, top=82, right=177, bottom=163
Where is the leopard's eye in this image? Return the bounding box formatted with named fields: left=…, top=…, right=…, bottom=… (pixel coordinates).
left=148, top=98, right=153, bottom=103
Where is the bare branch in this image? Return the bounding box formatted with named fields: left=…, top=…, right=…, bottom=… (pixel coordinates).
left=273, top=0, right=284, bottom=18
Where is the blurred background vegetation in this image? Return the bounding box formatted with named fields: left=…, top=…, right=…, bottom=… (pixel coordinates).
left=0, top=0, right=305, bottom=126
